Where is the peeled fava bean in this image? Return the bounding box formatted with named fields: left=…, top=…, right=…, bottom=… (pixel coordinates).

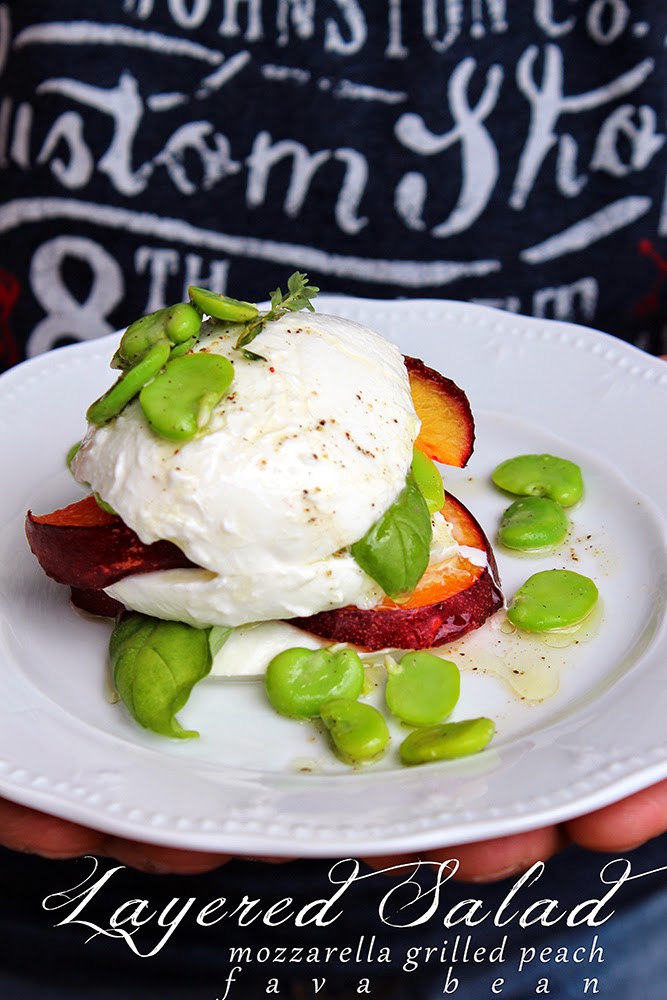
left=492, top=454, right=583, bottom=507
left=265, top=646, right=365, bottom=719
left=507, top=569, right=598, bottom=632
left=498, top=496, right=569, bottom=551
left=139, top=353, right=234, bottom=442
left=188, top=285, right=259, bottom=323
left=385, top=651, right=460, bottom=727
left=164, top=303, right=202, bottom=344
left=113, top=304, right=202, bottom=370
left=87, top=339, right=171, bottom=426
left=66, top=441, right=81, bottom=473
left=113, top=310, right=169, bottom=369
left=400, top=717, right=495, bottom=765
left=320, top=698, right=390, bottom=764
left=411, top=447, right=445, bottom=515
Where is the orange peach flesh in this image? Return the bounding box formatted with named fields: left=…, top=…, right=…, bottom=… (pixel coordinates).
left=405, top=355, right=475, bottom=468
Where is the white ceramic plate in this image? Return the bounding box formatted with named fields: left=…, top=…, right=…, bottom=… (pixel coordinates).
left=1, top=298, right=666, bottom=857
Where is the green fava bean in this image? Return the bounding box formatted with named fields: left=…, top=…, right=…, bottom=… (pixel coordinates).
left=87, top=339, right=171, bottom=426
left=385, top=652, right=460, bottom=727
left=411, top=448, right=445, bottom=515
left=507, top=569, right=598, bottom=632
left=113, top=313, right=164, bottom=369
left=320, top=698, right=390, bottom=764
left=188, top=285, right=259, bottom=323
left=400, top=717, right=495, bottom=766
left=94, top=493, right=117, bottom=516
left=168, top=335, right=198, bottom=360
left=351, top=474, right=432, bottom=601
left=498, top=496, right=568, bottom=551
left=113, top=304, right=202, bottom=370
left=164, top=303, right=202, bottom=344
left=492, top=454, right=583, bottom=507
left=109, top=613, right=212, bottom=739
left=66, top=440, right=81, bottom=474
left=139, top=353, right=234, bottom=442
left=265, top=647, right=365, bottom=719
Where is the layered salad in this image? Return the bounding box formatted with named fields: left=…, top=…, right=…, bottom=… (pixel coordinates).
left=26, top=275, right=504, bottom=761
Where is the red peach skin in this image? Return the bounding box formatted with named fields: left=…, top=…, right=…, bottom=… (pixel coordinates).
left=25, top=495, right=194, bottom=591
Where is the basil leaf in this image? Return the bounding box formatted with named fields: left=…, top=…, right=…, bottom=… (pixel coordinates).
left=109, top=613, right=212, bottom=739
left=351, top=474, right=432, bottom=601
left=209, top=625, right=232, bottom=658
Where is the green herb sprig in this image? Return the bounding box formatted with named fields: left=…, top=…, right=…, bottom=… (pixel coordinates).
left=236, top=272, right=319, bottom=360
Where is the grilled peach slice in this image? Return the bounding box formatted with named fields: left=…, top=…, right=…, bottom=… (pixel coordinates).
left=291, top=494, right=502, bottom=651
left=405, top=355, right=474, bottom=467
left=26, top=495, right=194, bottom=590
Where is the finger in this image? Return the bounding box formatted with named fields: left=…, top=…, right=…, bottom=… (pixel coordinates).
left=99, top=837, right=231, bottom=875
left=363, top=853, right=423, bottom=874
left=442, top=825, right=570, bottom=882
left=566, top=778, right=667, bottom=852
left=238, top=855, right=293, bottom=865
left=365, top=825, right=569, bottom=884
left=0, top=798, right=106, bottom=858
